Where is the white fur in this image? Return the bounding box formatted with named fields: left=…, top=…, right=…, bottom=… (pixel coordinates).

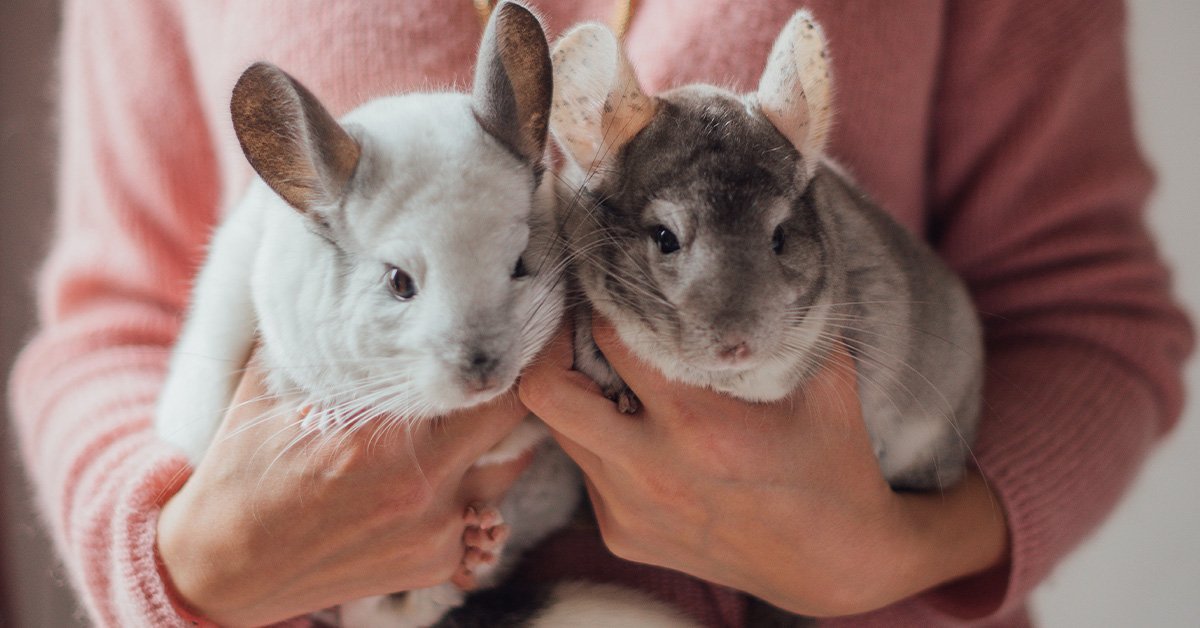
left=250, top=95, right=561, bottom=423
left=155, top=91, right=580, bottom=627
left=158, top=92, right=564, bottom=450
left=340, top=584, right=464, bottom=628
left=155, top=196, right=262, bottom=460
left=529, top=582, right=701, bottom=628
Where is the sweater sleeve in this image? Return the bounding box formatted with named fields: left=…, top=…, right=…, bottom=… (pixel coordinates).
left=6, top=2, right=305, bottom=625
left=863, top=2, right=1192, bottom=624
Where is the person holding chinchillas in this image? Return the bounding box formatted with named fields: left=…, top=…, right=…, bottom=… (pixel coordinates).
left=9, top=1, right=1190, bottom=627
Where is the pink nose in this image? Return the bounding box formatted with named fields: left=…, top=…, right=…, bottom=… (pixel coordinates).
left=719, top=342, right=751, bottom=361
left=464, top=376, right=500, bottom=394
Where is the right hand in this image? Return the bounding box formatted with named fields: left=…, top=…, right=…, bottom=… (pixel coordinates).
left=156, top=358, right=532, bottom=627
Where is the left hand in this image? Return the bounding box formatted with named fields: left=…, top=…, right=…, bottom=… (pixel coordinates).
left=158, top=354, right=535, bottom=626
left=518, top=318, right=1007, bottom=617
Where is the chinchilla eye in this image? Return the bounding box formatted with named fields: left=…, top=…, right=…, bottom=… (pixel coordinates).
left=386, top=266, right=417, bottom=300
left=652, top=225, right=680, bottom=254
left=512, top=256, right=528, bottom=279
left=772, top=226, right=785, bottom=254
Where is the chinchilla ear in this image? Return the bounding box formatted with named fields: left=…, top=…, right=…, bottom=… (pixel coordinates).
left=757, top=10, right=833, bottom=176
left=230, top=62, right=360, bottom=221
left=549, top=23, right=655, bottom=171
left=472, top=1, right=553, bottom=170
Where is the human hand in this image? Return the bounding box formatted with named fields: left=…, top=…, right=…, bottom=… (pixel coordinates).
left=157, top=357, right=532, bottom=627
left=519, top=319, right=1007, bottom=616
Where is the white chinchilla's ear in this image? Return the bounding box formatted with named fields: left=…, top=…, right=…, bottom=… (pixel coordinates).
left=550, top=23, right=655, bottom=171
left=757, top=10, right=833, bottom=175
left=231, top=63, right=360, bottom=223
left=472, top=1, right=553, bottom=170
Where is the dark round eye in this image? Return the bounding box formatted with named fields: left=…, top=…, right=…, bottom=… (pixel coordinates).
left=386, top=267, right=417, bottom=300
left=512, top=256, right=528, bottom=279
left=771, top=226, right=785, bottom=254
left=652, top=225, right=680, bottom=254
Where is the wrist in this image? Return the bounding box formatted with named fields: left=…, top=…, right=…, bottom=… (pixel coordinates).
left=157, top=490, right=214, bottom=622
left=157, top=490, right=221, bottom=621
left=774, top=471, right=1008, bottom=617
left=157, top=486, right=251, bottom=626
left=154, top=534, right=219, bottom=628
left=896, top=470, right=1010, bottom=598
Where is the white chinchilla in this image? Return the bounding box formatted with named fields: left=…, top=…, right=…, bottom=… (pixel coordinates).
left=155, top=3, right=702, bottom=626
left=549, top=11, right=983, bottom=495
left=155, top=3, right=581, bottom=626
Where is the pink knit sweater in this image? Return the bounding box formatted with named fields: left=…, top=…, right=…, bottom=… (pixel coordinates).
left=9, top=1, right=1191, bottom=626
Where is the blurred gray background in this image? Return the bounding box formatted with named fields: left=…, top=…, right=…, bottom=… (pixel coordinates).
left=1, top=0, right=76, bottom=626
left=1, top=1, right=1197, bottom=626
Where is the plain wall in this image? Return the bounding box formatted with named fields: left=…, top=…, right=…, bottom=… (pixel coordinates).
left=1, top=2, right=1196, bottom=626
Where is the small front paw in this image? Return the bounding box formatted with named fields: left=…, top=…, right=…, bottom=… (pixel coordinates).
left=605, top=385, right=641, bottom=414
left=453, top=504, right=510, bottom=591
left=298, top=402, right=373, bottom=436
left=297, top=403, right=332, bottom=434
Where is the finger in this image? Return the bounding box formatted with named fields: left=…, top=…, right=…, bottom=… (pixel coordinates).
left=518, top=328, right=638, bottom=456
left=450, top=565, right=479, bottom=592
left=544, top=426, right=606, bottom=476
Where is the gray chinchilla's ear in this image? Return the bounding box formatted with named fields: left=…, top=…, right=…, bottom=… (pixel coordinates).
left=472, top=1, right=553, bottom=170
left=757, top=10, right=833, bottom=176
left=230, top=62, right=360, bottom=219
left=549, top=23, right=654, bottom=171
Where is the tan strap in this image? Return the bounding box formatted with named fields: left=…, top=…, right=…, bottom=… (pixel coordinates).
left=473, top=0, right=636, bottom=38
left=610, top=0, right=637, bottom=39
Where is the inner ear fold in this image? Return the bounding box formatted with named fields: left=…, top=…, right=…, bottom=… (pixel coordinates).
left=549, top=23, right=655, bottom=171
left=230, top=62, right=360, bottom=216
left=471, top=1, right=553, bottom=168
left=756, top=10, right=833, bottom=175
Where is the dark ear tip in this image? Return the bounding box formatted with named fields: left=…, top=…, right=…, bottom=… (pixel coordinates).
left=494, top=1, right=536, bottom=24
left=234, top=62, right=284, bottom=94
left=492, top=1, right=548, bottom=43
left=242, top=61, right=280, bottom=77
left=231, top=62, right=288, bottom=117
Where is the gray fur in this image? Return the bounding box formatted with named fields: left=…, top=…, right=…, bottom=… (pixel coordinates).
left=553, top=40, right=982, bottom=492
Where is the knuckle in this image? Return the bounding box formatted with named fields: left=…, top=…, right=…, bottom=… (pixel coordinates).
left=518, top=375, right=557, bottom=412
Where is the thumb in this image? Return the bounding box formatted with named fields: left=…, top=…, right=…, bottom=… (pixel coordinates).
left=518, top=325, right=637, bottom=457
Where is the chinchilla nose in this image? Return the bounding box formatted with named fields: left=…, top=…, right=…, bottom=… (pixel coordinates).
left=720, top=342, right=750, bottom=359
left=717, top=338, right=753, bottom=363
left=462, top=351, right=502, bottom=392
